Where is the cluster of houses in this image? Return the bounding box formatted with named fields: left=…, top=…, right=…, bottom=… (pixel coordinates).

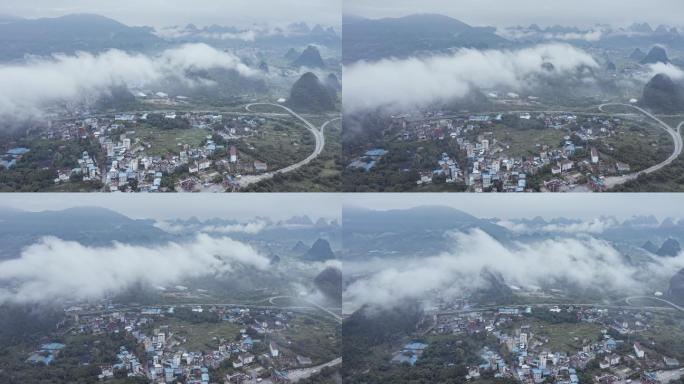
left=380, top=111, right=642, bottom=192
left=417, top=152, right=462, bottom=186
left=423, top=302, right=681, bottom=384
left=32, top=302, right=322, bottom=383
left=26, top=342, right=66, bottom=366
left=0, top=147, right=30, bottom=169
left=40, top=111, right=273, bottom=192
left=391, top=341, right=429, bottom=366
left=348, top=148, right=389, bottom=172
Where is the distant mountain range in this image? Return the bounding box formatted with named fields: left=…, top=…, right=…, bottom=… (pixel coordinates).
left=342, top=205, right=511, bottom=259
left=0, top=206, right=170, bottom=259
left=157, top=21, right=339, bottom=49
left=343, top=14, right=684, bottom=64
left=0, top=14, right=340, bottom=61
left=502, top=22, right=684, bottom=49
left=343, top=205, right=684, bottom=260
left=343, top=14, right=508, bottom=63
left=0, top=13, right=163, bottom=60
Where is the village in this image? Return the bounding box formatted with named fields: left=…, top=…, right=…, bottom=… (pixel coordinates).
left=24, top=301, right=339, bottom=384
left=396, top=301, right=684, bottom=384
left=34, top=110, right=295, bottom=192
left=349, top=110, right=668, bottom=192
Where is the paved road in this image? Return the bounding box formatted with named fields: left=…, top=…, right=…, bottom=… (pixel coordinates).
left=268, top=295, right=342, bottom=323
left=238, top=103, right=338, bottom=188
left=625, top=296, right=684, bottom=312
left=598, top=103, right=684, bottom=188
left=286, top=357, right=342, bottom=382
left=434, top=301, right=678, bottom=316
left=74, top=302, right=320, bottom=317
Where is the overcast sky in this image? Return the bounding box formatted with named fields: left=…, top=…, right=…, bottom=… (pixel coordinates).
left=0, top=0, right=341, bottom=28
left=345, top=193, right=684, bottom=220
left=0, top=193, right=342, bottom=221
left=345, top=0, right=684, bottom=28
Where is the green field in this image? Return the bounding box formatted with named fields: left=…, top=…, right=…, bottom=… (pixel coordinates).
left=523, top=318, right=602, bottom=353
left=166, top=318, right=242, bottom=352
left=130, top=125, right=210, bottom=157
left=639, top=312, right=684, bottom=361
left=272, top=314, right=341, bottom=364
left=490, top=125, right=566, bottom=158
left=598, top=119, right=673, bottom=172
left=241, top=118, right=314, bottom=169
left=243, top=119, right=342, bottom=192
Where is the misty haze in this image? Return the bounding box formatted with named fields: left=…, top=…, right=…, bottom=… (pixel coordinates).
left=3, top=1, right=684, bottom=384
left=0, top=0, right=342, bottom=193
left=342, top=0, right=684, bottom=194
left=341, top=194, right=684, bottom=383
left=0, top=194, right=342, bottom=383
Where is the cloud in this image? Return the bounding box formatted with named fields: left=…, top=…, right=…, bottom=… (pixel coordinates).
left=343, top=229, right=684, bottom=312
left=200, top=221, right=267, bottom=234
left=0, top=234, right=270, bottom=304
left=544, top=30, right=603, bottom=42
left=153, top=220, right=188, bottom=234
left=497, top=29, right=603, bottom=42
left=540, top=217, right=618, bottom=234
left=343, top=43, right=599, bottom=112
left=496, top=217, right=619, bottom=234
left=199, top=31, right=258, bottom=41
left=496, top=217, right=633, bottom=236
left=647, top=62, right=684, bottom=80
left=154, top=220, right=268, bottom=235
left=495, top=220, right=531, bottom=234
left=0, top=43, right=257, bottom=120
left=155, top=26, right=259, bottom=41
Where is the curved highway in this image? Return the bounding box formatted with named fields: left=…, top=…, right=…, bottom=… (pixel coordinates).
left=286, top=357, right=342, bottom=382
left=598, top=103, right=683, bottom=188
left=269, top=295, right=342, bottom=323
left=238, top=103, right=338, bottom=188
left=624, top=296, right=684, bottom=312
left=434, top=302, right=678, bottom=317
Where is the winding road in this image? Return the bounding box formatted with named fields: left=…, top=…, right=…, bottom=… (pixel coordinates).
left=238, top=103, right=339, bottom=188
left=285, top=357, right=342, bottom=382
left=268, top=295, right=342, bottom=323
left=598, top=103, right=684, bottom=188
left=624, top=296, right=684, bottom=312
left=434, top=301, right=679, bottom=317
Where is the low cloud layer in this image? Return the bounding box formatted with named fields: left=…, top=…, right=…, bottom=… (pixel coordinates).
left=547, top=31, right=603, bottom=42
left=154, top=220, right=268, bottom=235
left=647, top=62, right=684, bottom=81
left=343, top=229, right=684, bottom=312
left=497, top=29, right=603, bottom=42
left=0, top=43, right=257, bottom=119
left=155, top=27, right=260, bottom=42
left=200, top=222, right=267, bottom=234
left=497, top=217, right=620, bottom=234
left=343, top=43, right=598, bottom=112
left=0, top=234, right=270, bottom=304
